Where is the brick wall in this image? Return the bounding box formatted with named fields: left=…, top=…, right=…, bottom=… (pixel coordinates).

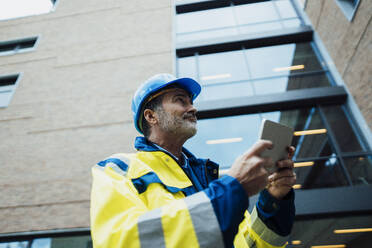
left=0, top=0, right=172, bottom=233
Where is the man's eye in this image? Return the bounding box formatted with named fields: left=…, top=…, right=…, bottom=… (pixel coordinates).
left=177, top=98, right=185, bottom=103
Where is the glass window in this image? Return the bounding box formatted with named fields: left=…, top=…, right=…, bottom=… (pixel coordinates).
left=290, top=214, right=372, bottom=247
left=177, top=56, right=198, bottom=80
left=234, top=2, right=279, bottom=25
left=283, top=19, right=302, bottom=28
left=294, top=157, right=348, bottom=189
left=179, top=42, right=330, bottom=102
left=176, top=7, right=237, bottom=43
left=186, top=105, right=364, bottom=172
left=344, top=156, right=372, bottom=185
left=0, top=0, right=57, bottom=21
left=0, top=37, right=37, bottom=56
left=245, top=43, right=323, bottom=78
left=0, top=74, right=19, bottom=108
left=197, top=72, right=331, bottom=101
left=237, top=22, right=283, bottom=36
left=198, top=50, right=249, bottom=85
left=175, top=0, right=302, bottom=43
left=321, top=105, right=366, bottom=153
left=0, top=235, right=91, bottom=248
left=335, top=0, right=361, bottom=21
left=274, top=0, right=298, bottom=19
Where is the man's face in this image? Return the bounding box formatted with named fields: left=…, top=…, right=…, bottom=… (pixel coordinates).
left=156, top=88, right=197, bottom=139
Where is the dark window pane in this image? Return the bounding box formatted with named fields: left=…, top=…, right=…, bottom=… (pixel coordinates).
left=290, top=215, right=372, bottom=247
left=321, top=105, right=365, bottom=153
left=51, top=236, right=91, bottom=248
left=294, top=158, right=348, bottom=189
left=344, top=156, right=372, bottom=186
left=284, top=108, right=334, bottom=159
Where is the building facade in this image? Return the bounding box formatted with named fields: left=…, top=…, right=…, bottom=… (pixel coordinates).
left=0, top=0, right=371, bottom=247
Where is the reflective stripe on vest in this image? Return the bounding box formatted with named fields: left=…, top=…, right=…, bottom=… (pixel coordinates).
left=136, top=191, right=224, bottom=248
left=184, top=191, right=225, bottom=248
left=138, top=208, right=166, bottom=248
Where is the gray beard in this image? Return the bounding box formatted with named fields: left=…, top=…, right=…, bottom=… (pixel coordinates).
left=156, top=107, right=197, bottom=139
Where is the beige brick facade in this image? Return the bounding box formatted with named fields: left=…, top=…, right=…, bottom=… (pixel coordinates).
left=0, top=0, right=172, bottom=233
left=305, top=0, right=372, bottom=130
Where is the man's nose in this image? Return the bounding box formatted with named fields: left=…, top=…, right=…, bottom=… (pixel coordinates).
left=188, top=104, right=197, bottom=115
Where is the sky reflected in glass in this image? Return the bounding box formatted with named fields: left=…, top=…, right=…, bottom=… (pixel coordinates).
left=176, top=0, right=302, bottom=43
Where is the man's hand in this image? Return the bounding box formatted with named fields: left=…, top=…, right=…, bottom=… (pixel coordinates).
left=266, top=146, right=297, bottom=200
left=228, top=140, right=274, bottom=197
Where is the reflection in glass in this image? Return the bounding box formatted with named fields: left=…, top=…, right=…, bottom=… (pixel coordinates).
left=196, top=72, right=331, bottom=101
left=344, top=156, right=372, bottom=186
left=179, top=42, right=329, bottom=102
left=176, top=7, right=236, bottom=36
left=245, top=43, right=323, bottom=78
left=187, top=104, right=364, bottom=172
left=176, top=0, right=302, bottom=43
left=0, top=236, right=91, bottom=248
left=198, top=50, right=248, bottom=85
left=186, top=113, right=262, bottom=168
left=284, top=108, right=334, bottom=159
left=290, top=215, right=372, bottom=247
left=197, top=80, right=254, bottom=101
left=321, top=105, right=365, bottom=153
left=186, top=107, right=347, bottom=168
left=294, top=158, right=348, bottom=189
left=177, top=56, right=198, bottom=80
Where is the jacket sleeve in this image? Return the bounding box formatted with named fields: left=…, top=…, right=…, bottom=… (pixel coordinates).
left=91, top=162, right=229, bottom=248
left=232, top=190, right=295, bottom=248
left=256, top=189, right=295, bottom=236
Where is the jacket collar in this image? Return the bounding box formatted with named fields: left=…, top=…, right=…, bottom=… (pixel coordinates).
left=134, top=136, right=197, bottom=161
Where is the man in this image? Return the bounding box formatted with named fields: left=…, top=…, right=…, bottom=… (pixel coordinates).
left=91, top=74, right=296, bottom=248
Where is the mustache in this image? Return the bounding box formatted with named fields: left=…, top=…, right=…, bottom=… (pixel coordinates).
left=183, top=113, right=197, bottom=120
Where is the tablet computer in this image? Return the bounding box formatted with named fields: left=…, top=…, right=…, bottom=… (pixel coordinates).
left=258, top=119, right=294, bottom=173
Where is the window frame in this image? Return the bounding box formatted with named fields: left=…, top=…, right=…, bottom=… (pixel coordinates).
left=334, top=0, right=361, bottom=21
left=0, top=36, right=39, bottom=57
left=0, top=73, right=21, bottom=108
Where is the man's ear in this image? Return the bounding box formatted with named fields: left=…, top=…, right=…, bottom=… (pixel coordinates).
left=143, top=109, right=158, bottom=126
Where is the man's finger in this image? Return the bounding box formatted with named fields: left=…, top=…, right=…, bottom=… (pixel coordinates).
left=277, top=159, right=294, bottom=169
left=244, top=139, right=273, bottom=158
left=269, top=170, right=295, bottom=181
left=270, top=176, right=296, bottom=187
left=287, top=146, right=295, bottom=159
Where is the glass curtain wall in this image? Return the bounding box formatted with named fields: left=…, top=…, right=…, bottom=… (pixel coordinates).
left=176, top=0, right=304, bottom=43
left=175, top=0, right=372, bottom=192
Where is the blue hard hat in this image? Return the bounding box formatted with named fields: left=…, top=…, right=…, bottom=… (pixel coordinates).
left=131, top=73, right=201, bottom=134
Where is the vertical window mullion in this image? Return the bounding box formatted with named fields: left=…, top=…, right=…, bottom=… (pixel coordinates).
left=318, top=105, right=354, bottom=185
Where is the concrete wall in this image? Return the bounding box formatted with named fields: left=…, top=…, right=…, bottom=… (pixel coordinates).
left=305, top=0, right=372, bottom=130
left=0, top=0, right=172, bottom=233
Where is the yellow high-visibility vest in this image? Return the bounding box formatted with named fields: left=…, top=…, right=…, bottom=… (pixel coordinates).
left=90, top=151, right=288, bottom=248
